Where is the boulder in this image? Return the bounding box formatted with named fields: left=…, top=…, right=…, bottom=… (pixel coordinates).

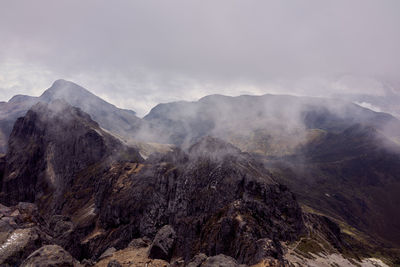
left=20, top=244, right=80, bottom=267
left=107, top=259, right=122, bottom=267
left=200, top=254, right=242, bottom=267
left=49, top=215, right=74, bottom=237
left=81, top=258, right=95, bottom=266
left=128, top=236, right=151, bottom=248
left=148, top=225, right=176, bottom=261
left=187, top=253, right=208, bottom=267
left=99, top=247, right=117, bottom=260
left=0, top=228, right=43, bottom=266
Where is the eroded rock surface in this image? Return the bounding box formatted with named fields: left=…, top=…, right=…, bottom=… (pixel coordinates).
left=0, top=202, right=50, bottom=266
left=0, top=101, right=386, bottom=266
left=21, top=244, right=81, bottom=267
left=148, top=225, right=176, bottom=261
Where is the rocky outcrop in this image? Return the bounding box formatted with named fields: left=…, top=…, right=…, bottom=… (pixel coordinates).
left=0, top=202, right=50, bottom=266
left=148, top=225, right=176, bottom=261
left=107, top=259, right=122, bottom=267
left=92, top=137, right=305, bottom=264
left=0, top=79, right=143, bottom=153
left=99, top=247, right=117, bottom=260
left=199, top=254, right=243, bottom=267
left=0, top=100, right=142, bottom=214
left=186, top=253, right=208, bottom=267
left=128, top=237, right=151, bottom=248
left=0, top=228, right=43, bottom=266
left=21, top=244, right=81, bottom=267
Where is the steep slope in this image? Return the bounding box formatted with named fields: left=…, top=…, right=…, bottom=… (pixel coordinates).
left=0, top=100, right=142, bottom=214
left=39, top=79, right=142, bottom=139
left=265, top=124, right=400, bottom=250
left=0, top=95, right=40, bottom=152
left=0, top=79, right=142, bottom=152
left=91, top=136, right=305, bottom=264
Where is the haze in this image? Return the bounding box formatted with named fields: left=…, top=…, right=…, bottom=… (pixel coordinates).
left=1, top=0, right=399, bottom=116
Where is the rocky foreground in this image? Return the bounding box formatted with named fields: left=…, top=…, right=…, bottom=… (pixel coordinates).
left=0, top=101, right=392, bottom=266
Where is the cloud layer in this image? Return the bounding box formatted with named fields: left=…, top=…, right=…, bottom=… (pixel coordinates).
left=1, top=0, right=399, bottom=115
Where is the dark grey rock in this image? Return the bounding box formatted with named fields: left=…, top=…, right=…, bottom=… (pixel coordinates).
left=128, top=237, right=151, bottom=248
left=20, top=244, right=80, bottom=267
left=149, top=225, right=176, bottom=261
left=99, top=247, right=117, bottom=260
left=107, top=259, right=122, bottom=267
left=170, top=257, right=185, bottom=267
left=1, top=100, right=142, bottom=213
left=95, top=137, right=304, bottom=264
left=0, top=227, right=45, bottom=266
left=187, top=253, right=207, bottom=267
left=200, top=254, right=241, bottom=267
left=81, top=258, right=95, bottom=266
left=49, top=215, right=74, bottom=237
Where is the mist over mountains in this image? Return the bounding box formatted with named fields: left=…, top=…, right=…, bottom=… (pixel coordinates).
left=0, top=80, right=399, bottom=266
left=0, top=80, right=143, bottom=153
left=1, top=1, right=400, bottom=265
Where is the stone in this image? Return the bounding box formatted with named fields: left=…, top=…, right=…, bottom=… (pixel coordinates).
left=107, top=259, right=122, bottom=267
left=200, top=254, right=241, bottom=267
left=170, top=257, right=185, bottom=267
left=128, top=236, right=151, bottom=248
left=148, top=225, right=176, bottom=261
left=187, top=253, right=208, bottom=267
left=49, top=215, right=74, bottom=237
left=99, top=247, right=117, bottom=260
left=81, top=258, right=95, bottom=266
left=20, top=244, right=80, bottom=267
left=0, top=228, right=41, bottom=266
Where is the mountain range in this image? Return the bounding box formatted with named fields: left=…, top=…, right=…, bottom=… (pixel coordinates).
left=0, top=80, right=399, bottom=266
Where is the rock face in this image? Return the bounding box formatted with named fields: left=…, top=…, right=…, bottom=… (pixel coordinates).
left=0, top=228, right=42, bottom=266
left=21, top=244, right=80, bottom=267
left=94, top=136, right=305, bottom=264
left=0, top=202, right=50, bottom=266
left=128, top=237, right=151, bottom=248
left=148, top=225, right=176, bottom=261
left=0, top=100, right=142, bottom=213
left=186, top=253, right=208, bottom=267
left=199, top=254, right=241, bottom=267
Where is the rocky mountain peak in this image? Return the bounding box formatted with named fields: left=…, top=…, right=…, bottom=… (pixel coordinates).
left=40, top=79, right=107, bottom=107
left=0, top=80, right=143, bottom=153
left=0, top=100, right=140, bottom=213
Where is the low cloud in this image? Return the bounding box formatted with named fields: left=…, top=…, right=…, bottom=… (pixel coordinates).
left=0, top=1, right=399, bottom=116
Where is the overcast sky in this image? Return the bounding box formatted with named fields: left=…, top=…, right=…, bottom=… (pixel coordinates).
left=0, top=0, right=399, bottom=116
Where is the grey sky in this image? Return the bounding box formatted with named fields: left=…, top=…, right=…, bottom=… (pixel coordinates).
left=0, top=0, right=399, bottom=116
